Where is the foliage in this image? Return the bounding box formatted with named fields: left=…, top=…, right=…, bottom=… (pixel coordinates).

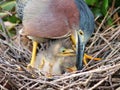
left=85, top=0, right=120, bottom=26
left=0, top=0, right=18, bottom=37
left=85, top=0, right=109, bottom=17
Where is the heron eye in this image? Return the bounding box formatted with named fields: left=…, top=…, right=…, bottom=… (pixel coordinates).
left=79, top=30, right=84, bottom=35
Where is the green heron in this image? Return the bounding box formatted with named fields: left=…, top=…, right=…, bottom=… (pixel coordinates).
left=16, top=0, right=101, bottom=73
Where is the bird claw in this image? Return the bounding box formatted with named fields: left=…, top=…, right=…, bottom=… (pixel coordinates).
left=66, top=66, right=77, bottom=72
left=84, top=53, right=102, bottom=66
left=26, top=64, right=35, bottom=71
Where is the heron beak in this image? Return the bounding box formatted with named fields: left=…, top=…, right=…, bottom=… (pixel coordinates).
left=76, top=30, right=85, bottom=70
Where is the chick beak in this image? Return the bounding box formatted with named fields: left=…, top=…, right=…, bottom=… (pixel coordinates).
left=58, top=49, right=75, bottom=56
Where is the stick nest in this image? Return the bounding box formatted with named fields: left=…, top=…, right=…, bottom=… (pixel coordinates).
left=0, top=9, right=120, bottom=90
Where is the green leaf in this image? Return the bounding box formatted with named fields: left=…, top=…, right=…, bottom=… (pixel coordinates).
left=92, top=8, right=102, bottom=17
left=85, top=0, right=98, bottom=6
left=107, top=18, right=113, bottom=26
left=1, top=1, right=16, bottom=11
left=101, top=0, right=109, bottom=15
left=3, top=15, right=18, bottom=23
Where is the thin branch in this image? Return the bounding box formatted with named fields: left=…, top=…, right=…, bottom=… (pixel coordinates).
left=88, top=76, right=108, bottom=90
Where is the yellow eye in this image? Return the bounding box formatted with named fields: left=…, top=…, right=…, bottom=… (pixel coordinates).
left=79, top=30, right=84, bottom=35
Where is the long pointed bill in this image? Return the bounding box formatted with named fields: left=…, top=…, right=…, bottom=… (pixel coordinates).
left=76, top=30, right=85, bottom=70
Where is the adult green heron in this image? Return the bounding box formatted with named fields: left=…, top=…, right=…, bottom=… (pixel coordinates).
left=16, top=0, right=100, bottom=73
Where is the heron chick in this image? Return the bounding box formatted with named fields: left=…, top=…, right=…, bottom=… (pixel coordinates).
left=34, top=38, right=77, bottom=76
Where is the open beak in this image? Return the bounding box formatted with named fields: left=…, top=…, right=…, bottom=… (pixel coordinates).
left=76, top=30, right=85, bottom=70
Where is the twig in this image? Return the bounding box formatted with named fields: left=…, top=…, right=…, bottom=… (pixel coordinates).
left=99, top=34, right=114, bottom=50
left=110, top=0, right=116, bottom=13
left=88, top=11, right=109, bottom=49
left=0, top=18, right=10, bottom=42
left=61, top=73, right=93, bottom=90
left=109, top=26, right=120, bottom=41
left=52, top=63, right=120, bottom=83
left=107, top=7, right=120, bottom=20
left=87, top=56, right=120, bottom=70
left=88, top=76, right=108, bottom=90
left=19, top=81, right=33, bottom=90
left=29, top=82, right=39, bottom=89
left=0, top=84, right=8, bottom=90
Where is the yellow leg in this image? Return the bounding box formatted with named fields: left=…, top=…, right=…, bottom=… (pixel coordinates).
left=66, top=66, right=77, bottom=72
left=27, top=41, right=38, bottom=68
left=39, top=57, right=45, bottom=69
left=84, top=53, right=101, bottom=66
left=70, top=34, right=101, bottom=66
left=47, top=63, right=53, bottom=77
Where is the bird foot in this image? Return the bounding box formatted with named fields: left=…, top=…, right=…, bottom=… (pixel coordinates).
left=66, top=66, right=77, bottom=72
left=83, top=53, right=101, bottom=66
left=27, top=64, right=34, bottom=70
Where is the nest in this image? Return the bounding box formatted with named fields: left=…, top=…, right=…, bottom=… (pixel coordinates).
left=0, top=9, right=120, bottom=90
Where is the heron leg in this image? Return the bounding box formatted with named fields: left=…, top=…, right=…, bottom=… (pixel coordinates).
left=70, top=35, right=101, bottom=66
left=39, top=57, right=45, bottom=69
left=47, top=63, right=53, bottom=77
left=66, top=66, right=77, bottom=72
left=84, top=53, right=101, bottom=66
left=27, top=41, right=38, bottom=68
